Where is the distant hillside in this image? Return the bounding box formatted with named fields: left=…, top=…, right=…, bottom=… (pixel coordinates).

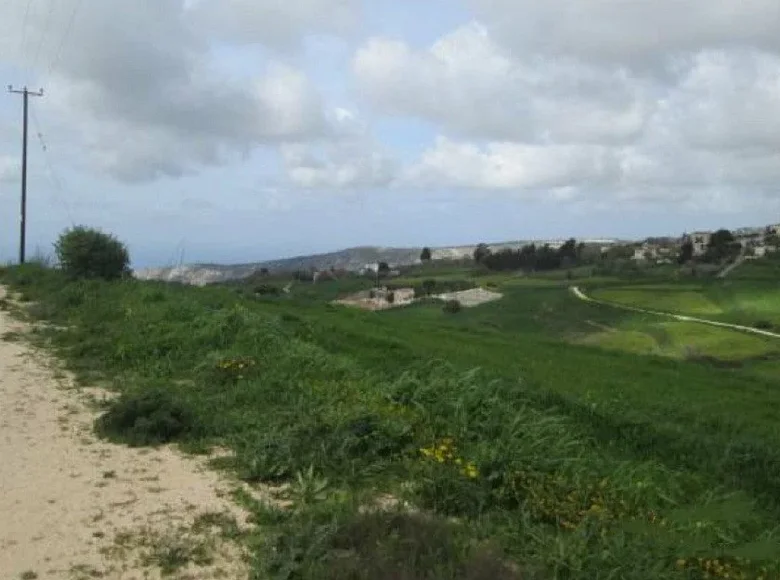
left=135, top=239, right=622, bottom=286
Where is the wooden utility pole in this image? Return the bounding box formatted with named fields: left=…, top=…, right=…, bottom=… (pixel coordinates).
left=7, top=86, right=44, bottom=264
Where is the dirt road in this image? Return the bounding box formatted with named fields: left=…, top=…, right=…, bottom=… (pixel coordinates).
left=571, top=286, right=780, bottom=340
left=0, top=287, right=250, bottom=580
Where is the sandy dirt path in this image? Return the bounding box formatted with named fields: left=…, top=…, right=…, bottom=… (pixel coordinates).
left=0, top=287, right=251, bottom=580
left=571, top=286, right=780, bottom=340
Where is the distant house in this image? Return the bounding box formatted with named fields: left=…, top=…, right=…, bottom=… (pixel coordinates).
left=394, top=288, right=415, bottom=303
left=313, top=269, right=337, bottom=283
left=753, top=246, right=769, bottom=258
left=766, top=224, right=780, bottom=237
left=632, top=241, right=664, bottom=262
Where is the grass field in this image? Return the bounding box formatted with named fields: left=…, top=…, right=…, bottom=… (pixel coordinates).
left=592, top=279, right=780, bottom=330
left=2, top=262, right=780, bottom=579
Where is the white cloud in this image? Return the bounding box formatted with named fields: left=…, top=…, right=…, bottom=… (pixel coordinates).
left=354, top=24, right=653, bottom=144
left=354, top=18, right=780, bottom=208
left=471, top=0, right=780, bottom=70
left=0, top=0, right=352, bottom=183
left=403, top=137, right=619, bottom=192
left=658, top=50, right=780, bottom=152
left=187, top=0, right=360, bottom=49
left=0, top=156, right=18, bottom=184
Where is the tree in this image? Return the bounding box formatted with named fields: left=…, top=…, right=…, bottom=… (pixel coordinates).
left=420, top=247, right=432, bottom=262
left=422, top=279, right=437, bottom=296
left=54, top=226, right=131, bottom=281
left=473, top=243, right=491, bottom=264
left=704, top=229, right=740, bottom=263
left=558, top=238, right=578, bottom=262
left=259, top=267, right=270, bottom=276
left=678, top=240, right=694, bottom=264
left=386, top=291, right=395, bottom=304
left=378, top=261, right=390, bottom=274
left=442, top=299, right=461, bottom=314
left=536, top=244, right=562, bottom=271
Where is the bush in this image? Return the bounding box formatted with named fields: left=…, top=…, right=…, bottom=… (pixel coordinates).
left=254, top=284, right=281, bottom=296
left=754, top=320, right=774, bottom=331
left=95, top=388, right=196, bottom=446
left=443, top=300, right=462, bottom=314
left=266, top=509, right=523, bottom=580
left=386, top=291, right=395, bottom=304
left=54, top=226, right=131, bottom=281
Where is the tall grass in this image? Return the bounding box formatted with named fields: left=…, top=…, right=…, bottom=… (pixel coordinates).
left=2, top=265, right=780, bottom=578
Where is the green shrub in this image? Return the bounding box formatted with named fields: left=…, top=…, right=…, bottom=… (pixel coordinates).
left=54, top=226, right=131, bottom=281
left=443, top=299, right=462, bottom=314
left=254, top=284, right=281, bottom=296
left=266, top=509, right=523, bottom=580
left=95, top=388, right=195, bottom=446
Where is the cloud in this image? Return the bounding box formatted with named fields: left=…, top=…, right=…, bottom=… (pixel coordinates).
left=403, top=137, right=619, bottom=192
left=470, top=0, right=780, bottom=70
left=354, top=18, right=780, bottom=209
left=281, top=142, right=397, bottom=189
left=280, top=109, right=398, bottom=189
left=0, top=156, right=18, bottom=184
left=187, top=0, right=360, bottom=49
left=354, top=24, right=653, bottom=144
left=1, top=0, right=352, bottom=182
left=657, top=50, right=780, bottom=152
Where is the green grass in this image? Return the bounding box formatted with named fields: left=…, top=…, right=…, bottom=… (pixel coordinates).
left=3, top=264, right=780, bottom=579
left=592, top=277, right=780, bottom=331
left=592, top=287, right=724, bottom=315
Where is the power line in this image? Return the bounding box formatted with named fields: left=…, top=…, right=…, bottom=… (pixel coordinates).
left=31, top=0, right=56, bottom=77
left=29, top=103, right=75, bottom=226
left=45, top=0, right=83, bottom=82
left=18, top=0, right=35, bottom=70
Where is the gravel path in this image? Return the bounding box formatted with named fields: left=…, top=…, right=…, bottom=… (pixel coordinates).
left=0, top=287, right=250, bottom=580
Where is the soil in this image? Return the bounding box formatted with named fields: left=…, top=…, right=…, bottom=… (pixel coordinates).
left=0, top=287, right=251, bottom=580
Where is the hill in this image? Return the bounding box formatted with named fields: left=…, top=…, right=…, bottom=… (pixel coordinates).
left=135, top=238, right=623, bottom=285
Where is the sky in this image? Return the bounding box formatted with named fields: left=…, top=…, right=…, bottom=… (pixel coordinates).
left=1, top=0, right=779, bottom=268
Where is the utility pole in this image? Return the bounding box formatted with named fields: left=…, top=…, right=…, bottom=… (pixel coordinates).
left=7, top=86, right=44, bottom=264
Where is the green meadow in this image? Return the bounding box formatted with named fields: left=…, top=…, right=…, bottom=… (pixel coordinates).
left=2, top=259, right=780, bottom=579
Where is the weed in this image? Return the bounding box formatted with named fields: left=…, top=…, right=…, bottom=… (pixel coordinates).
left=95, top=388, right=196, bottom=446
left=143, top=533, right=213, bottom=575
left=285, top=466, right=331, bottom=510
left=193, top=512, right=242, bottom=539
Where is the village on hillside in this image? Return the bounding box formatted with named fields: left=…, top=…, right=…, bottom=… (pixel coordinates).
left=317, top=222, right=780, bottom=312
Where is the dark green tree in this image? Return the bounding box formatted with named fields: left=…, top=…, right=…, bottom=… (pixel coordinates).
left=420, top=247, right=432, bottom=262
left=54, top=226, right=131, bottom=281
left=704, top=229, right=740, bottom=263
left=558, top=238, right=578, bottom=262
left=473, top=243, right=491, bottom=264
left=678, top=240, right=694, bottom=264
